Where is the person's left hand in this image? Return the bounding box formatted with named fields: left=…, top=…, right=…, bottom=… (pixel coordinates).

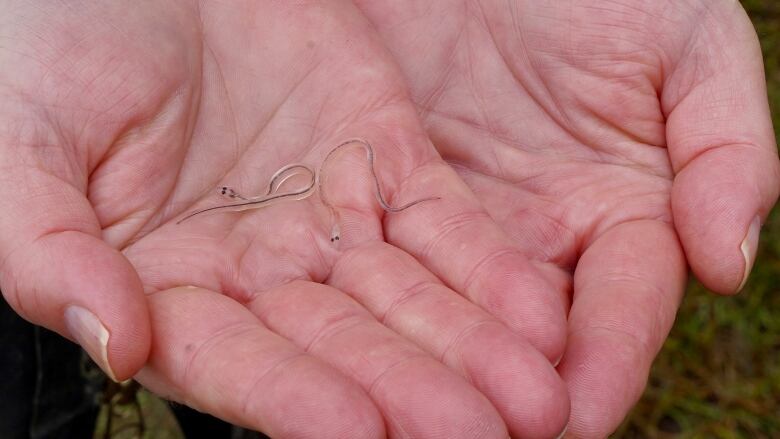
left=354, top=0, right=780, bottom=436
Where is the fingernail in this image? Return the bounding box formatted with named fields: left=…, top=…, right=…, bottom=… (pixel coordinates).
left=738, top=215, right=761, bottom=292
left=64, top=305, right=117, bottom=381
left=555, top=423, right=568, bottom=439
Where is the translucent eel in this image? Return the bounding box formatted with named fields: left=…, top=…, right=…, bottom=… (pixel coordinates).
left=176, top=139, right=440, bottom=237
left=176, top=163, right=316, bottom=224
left=318, top=138, right=441, bottom=241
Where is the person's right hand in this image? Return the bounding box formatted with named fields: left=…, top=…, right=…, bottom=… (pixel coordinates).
left=0, top=1, right=571, bottom=437
left=353, top=0, right=780, bottom=437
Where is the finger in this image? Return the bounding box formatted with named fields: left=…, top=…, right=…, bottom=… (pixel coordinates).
left=557, top=220, right=686, bottom=438
left=136, top=287, right=384, bottom=438
left=329, top=242, right=570, bottom=439
left=384, top=157, right=570, bottom=362
left=664, top=2, right=780, bottom=294
left=247, top=280, right=509, bottom=439
left=0, top=165, right=150, bottom=381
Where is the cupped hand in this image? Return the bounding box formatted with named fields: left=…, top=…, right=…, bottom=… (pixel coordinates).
left=0, top=1, right=572, bottom=437
left=354, top=0, right=780, bottom=436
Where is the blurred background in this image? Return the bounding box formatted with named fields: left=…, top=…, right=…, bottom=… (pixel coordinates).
left=96, top=1, right=780, bottom=438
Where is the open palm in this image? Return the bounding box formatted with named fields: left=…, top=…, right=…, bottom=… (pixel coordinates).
left=355, top=0, right=780, bottom=437
left=0, top=1, right=583, bottom=438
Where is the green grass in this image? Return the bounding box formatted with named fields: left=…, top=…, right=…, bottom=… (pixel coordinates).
left=616, top=1, right=780, bottom=437
left=94, top=381, right=183, bottom=439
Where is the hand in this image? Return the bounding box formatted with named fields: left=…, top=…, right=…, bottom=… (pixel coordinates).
left=354, top=0, right=780, bottom=436
left=0, top=1, right=571, bottom=437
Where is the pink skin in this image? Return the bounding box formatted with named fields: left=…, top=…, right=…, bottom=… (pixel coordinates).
left=0, top=1, right=571, bottom=438
left=353, top=0, right=780, bottom=437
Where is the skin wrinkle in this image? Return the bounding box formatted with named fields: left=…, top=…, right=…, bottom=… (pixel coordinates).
left=460, top=247, right=521, bottom=296
left=303, top=226, right=333, bottom=283
left=179, top=321, right=260, bottom=392
left=428, top=111, right=600, bottom=178
left=303, top=88, right=330, bottom=150
left=304, top=313, right=370, bottom=355
left=508, top=204, right=578, bottom=267
left=437, top=318, right=497, bottom=370
left=416, top=27, right=463, bottom=117
left=380, top=280, right=442, bottom=326
left=238, top=352, right=308, bottom=425
left=93, top=89, right=194, bottom=245
left=660, top=3, right=722, bottom=111
left=232, top=243, right=314, bottom=304
left=150, top=81, right=204, bottom=230
left=365, top=353, right=430, bottom=399
left=574, top=81, right=667, bottom=151
left=576, top=0, right=677, bottom=76
left=488, top=5, right=593, bottom=162
left=34, top=27, right=95, bottom=96
left=202, top=40, right=241, bottom=176
left=673, top=139, right=771, bottom=175
left=224, top=229, right=263, bottom=303
left=426, top=108, right=540, bottom=156
left=482, top=2, right=670, bottom=169
left=573, top=275, right=670, bottom=352
left=479, top=2, right=585, bottom=153
left=465, top=3, right=501, bottom=145
left=142, top=24, right=205, bottom=227
left=459, top=153, right=671, bottom=255
left=418, top=209, right=492, bottom=262
left=570, top=196, right=676, bottom=249
left=4, top=102, right=70, bottom=175
left=576, top=196, right=672, bottom=252
left=470, top=15, right=620, bottom=172
left=569, top=325, right=652, bottom=371
left=232, top=57, right=324, bottom=170
left=8, top=132, right=83, bottom=193
left=124, top=235, right=229, bottom=294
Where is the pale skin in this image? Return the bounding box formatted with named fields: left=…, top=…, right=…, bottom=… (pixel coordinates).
left=0, top=2, right=776, bottom=439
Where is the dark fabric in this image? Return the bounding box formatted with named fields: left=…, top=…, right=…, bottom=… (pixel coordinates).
left=171, top=404, right=269, bottom=439
left=171, top=404, right=235, bottom=439
left=0, top=296, right=38, bottom=437
left=0, top=297, right=103, bottom=439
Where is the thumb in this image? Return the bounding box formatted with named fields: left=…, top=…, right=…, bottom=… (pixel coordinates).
left=664, top=4, right=780, bottom=294
left=0, top=166, right=150, bottom=381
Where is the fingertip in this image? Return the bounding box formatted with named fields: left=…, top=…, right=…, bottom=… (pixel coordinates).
left=558, top=331, right=650, bottom=439
left=672, top=149, right=776, bottom=294
left=460, top=324, right=570, bottom=439
left=6, top=231, right=150, bottom=380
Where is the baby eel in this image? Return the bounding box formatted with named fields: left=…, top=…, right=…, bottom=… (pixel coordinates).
left=175, top=163, right=316, bottom=225
left=317, top=138, right=441, bottom=241
left=176, top=139, right=440, bottom=232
